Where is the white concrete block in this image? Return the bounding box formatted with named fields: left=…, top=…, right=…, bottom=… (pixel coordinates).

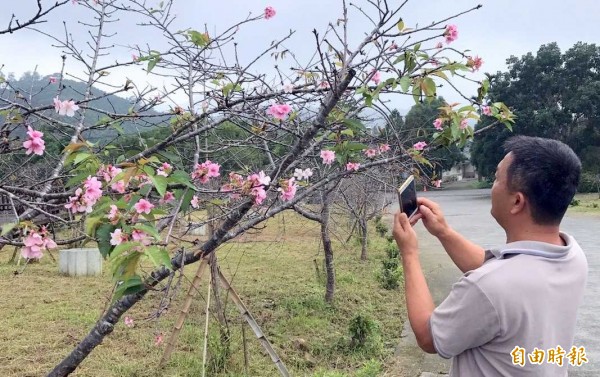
left=59, top=248, right=103, bottom=276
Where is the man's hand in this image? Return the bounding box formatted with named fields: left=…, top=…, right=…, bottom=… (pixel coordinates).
left=413, top=197, right=450, bottom=239
left=393, top=211, right=419, bottom=256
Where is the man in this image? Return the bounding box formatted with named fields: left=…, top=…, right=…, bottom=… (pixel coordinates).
left=393, top=136, right=588, bottom=376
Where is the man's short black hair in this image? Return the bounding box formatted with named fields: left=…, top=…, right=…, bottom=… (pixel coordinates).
left=503, top=136, right=581, bottom=225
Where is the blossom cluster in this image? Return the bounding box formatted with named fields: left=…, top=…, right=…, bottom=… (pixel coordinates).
left=23, top=126, right=45, bottom=156
left=65, top=176, right=103, bottom=213
left=21, top=227, right=57, bottom=259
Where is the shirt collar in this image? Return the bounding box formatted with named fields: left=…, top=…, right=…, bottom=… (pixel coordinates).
left=485, top=232, right=571, bottom=260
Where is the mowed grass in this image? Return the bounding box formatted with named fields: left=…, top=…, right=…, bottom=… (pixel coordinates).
left=568, top=193, right=600, bottom=214
left=0, top=211, right=406, bottom=376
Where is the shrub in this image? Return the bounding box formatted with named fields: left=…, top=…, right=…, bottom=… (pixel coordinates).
left=348, top=314, right=378, bottom=349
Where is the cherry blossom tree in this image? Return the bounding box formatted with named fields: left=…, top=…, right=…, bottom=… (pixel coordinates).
left=0, top=0, right=514, bottom=375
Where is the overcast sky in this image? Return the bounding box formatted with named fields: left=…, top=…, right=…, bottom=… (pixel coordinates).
left=1, top=0, right=599, bottom=113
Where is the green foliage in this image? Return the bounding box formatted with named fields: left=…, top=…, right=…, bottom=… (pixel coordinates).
left=377, top=241, right=402, bottom=290
left=578, top=172, right=600, bottom=194
left=373, top=215, right=388, bottom=238
left=401, top=98, right=468, bottom=176
left=471, top=42, right=600, bottom=180
left=570, top=199, right=580, bottom=207
left=348, top=314, right=379, bottom=349
left=355, top=360, right=383, bottom=377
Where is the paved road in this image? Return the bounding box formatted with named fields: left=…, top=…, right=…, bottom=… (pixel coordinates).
left=389, top=189, right=599, bottom=376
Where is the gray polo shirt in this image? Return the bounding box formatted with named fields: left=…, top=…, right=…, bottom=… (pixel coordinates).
left=430, top=232, right=588, bottom=376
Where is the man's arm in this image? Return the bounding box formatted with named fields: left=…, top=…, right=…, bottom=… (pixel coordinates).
left=416, top=197, right=485, bottom=273
left=393, top=212, right=436, bottom=353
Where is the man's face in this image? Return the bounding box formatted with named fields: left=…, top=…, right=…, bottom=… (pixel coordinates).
left=490, top=152, right=514, bottom=226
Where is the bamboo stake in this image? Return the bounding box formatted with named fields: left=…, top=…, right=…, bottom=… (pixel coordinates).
left=159, top=258, right=208, bottom=367
left=217, top=269, right=290, bottom=377
left=201, top=268, right=212, bottom=377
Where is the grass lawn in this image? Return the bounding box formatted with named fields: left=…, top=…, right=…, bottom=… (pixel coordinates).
left=568, top=193, right=600, bottom=215
left=0, top=211, right=406, bottom=377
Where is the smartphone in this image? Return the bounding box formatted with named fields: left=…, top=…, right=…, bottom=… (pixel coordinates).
left=398, top=175, right=418, bottom=218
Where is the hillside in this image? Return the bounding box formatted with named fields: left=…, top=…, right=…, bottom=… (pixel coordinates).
left=1, top=72, right=169, bottom=140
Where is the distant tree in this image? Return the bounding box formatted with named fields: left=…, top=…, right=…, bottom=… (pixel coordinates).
left=471, top=42, right=600, bottom=181
left=403, top=98, right=466, bottom=178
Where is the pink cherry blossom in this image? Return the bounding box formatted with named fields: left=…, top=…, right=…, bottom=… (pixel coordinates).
left=388, top=42, right=398, bottom=51
left=49, top=76, right=57, bottom=84
left=433, top=118, right=444, bottom=131
left=482, top=105, right=492, bottom=116
left=264, top=6, right=276, bottom=20
left=132, top=54, right=138, bottom=61
left=413, top=141, right=427, bottom=151
left=134, top=199, right=154, bottom=214
left=23, top=126, right=45, bottom=156
left=132, top=229, right=152, bottom=246
left=98, top=164, right=122, bottom=183
left=53, top=97, right=62, bottom=113
left=191, top=160, right=221, bottom=184
left=435, top=42, right=443, bottom=49
left=54, top=97, right=80, bottom=117
left=320, top=150, right=335, bottom=165
left=124, top=316, right=134, bottom=328
left=371, top=70, right=381, bottom=85
left=346, top=162, right=360, bottom=171
left=157, top=162, right=172, bottom=177
left=111, top=180, right=127, bottom=194
left=84, top=176, right=103, bottom=201
left=444, top=25, right=458, bottom=44
left=110, top=228, right=125, bottom=246
left=460, top=119, right=469, bottom=130
left=154, top=333, right=164, bottom=346
left=364, top=149, right=378, bottom=158
left=251, top=186, right=267, bottom=205
left=282, top=83, right=294, bottom=93
left=161, top=191, right=175, bottom=204
left=191, top=195, right=200, bottom=209
left=278, top=178, right=297, bottom=201
left=379, top=144, right=391, bottom=153
left=248, top=171, right=271, bottom=187
left=293, top=168, right=313, bottom=181
left=21, top=231, right=53, bottom=259
left=107, top=205, right=119, bottom=221
left=266, top=103, right=292, bottom=120
left=472, top=56, right=483, bottom=71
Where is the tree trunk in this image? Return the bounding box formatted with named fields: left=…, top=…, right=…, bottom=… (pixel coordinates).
left=359, top=217, right=368, bottom=261
left=321, top=189, right=335, bottom=304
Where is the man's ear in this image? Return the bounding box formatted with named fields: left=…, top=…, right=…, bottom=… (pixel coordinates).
left=510, top=192, right=526, bottom=215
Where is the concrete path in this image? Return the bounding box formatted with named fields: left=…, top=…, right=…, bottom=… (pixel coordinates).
left=387, top=189, right=599, bottom=377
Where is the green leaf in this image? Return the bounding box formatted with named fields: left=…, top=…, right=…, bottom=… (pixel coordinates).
left=340, top=129, right=354, bottom=137
left=423, top=77, right=436, bottom=97
left=146, top=246, right=173, bottom=269
left=74, top=152, right=92, bottom=165
left=133, top=223, right=161, bottom=240
left=397, top=20, right=404, bottom=32
left=457, top=105, right=476, bottom=113
left=187, top=30, right=209, bottom=47
left=96, top=223, right=116, bottom=258
left=169, top=170, right=196, bottom=190
left=346, top=142, right=368, bottom=151
left=113, top=275, right=144, bottom=301
left=149, top=174, right=168, bottom=197
left=399, top=76, right=411, bottom=93
left=178, top=189, right=196, bottom=213
left=413, top=42, right=421, bottom=52
left=85, top=216, right=102, bottom=238
left=342, top=118, right=366, bottom=133
left=412, top=84, right=421, bottom=104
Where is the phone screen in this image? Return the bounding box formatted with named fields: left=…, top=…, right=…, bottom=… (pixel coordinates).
left=399, top=179, right=418, bottom=217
